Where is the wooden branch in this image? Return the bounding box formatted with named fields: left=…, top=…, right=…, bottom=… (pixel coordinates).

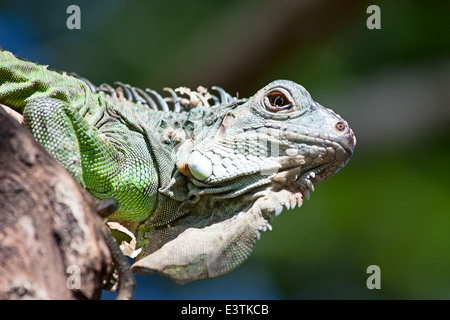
left=0, top=106, right=114, bottom=300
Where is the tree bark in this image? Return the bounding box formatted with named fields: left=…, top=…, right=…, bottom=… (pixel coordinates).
left=0, top=106, right=113, bottom=299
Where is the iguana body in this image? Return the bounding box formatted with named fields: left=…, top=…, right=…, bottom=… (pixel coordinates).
left=0, top=49, right=355, bottom=282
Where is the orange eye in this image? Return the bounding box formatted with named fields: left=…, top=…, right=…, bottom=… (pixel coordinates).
left=265, top=91, right=292, bottom=112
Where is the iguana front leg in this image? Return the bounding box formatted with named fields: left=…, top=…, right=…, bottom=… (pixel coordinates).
left=22, top=97, right=158, bottom=229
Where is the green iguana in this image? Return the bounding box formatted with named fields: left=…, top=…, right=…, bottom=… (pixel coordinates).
left=0, top=49, right=355, bottom=283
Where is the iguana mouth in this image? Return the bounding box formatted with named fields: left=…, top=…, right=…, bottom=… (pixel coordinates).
left=258, top=158, right=341, bottom=225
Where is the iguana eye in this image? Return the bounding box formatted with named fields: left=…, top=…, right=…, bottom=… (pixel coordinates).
left=265, top=91, right=292, bottom=112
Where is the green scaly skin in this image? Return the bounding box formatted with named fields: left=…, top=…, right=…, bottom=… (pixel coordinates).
left=0, top=49, right=356, bottom=283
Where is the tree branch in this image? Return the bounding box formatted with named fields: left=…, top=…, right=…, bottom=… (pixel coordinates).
left=0, top=106, right=115, bottom=299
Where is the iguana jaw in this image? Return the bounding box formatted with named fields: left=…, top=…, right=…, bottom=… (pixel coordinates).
left=257, top=163, right=328, bottom=222
left=258, top=126, right=355, bottom=222
left=175, top=128, right=354, bottom=221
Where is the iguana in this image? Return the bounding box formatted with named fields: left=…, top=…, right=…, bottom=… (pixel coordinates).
left=0, top=49, right=355, bottom=284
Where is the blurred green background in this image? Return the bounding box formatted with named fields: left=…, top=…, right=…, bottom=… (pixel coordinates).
left=1, top=0, right=449, bottom=299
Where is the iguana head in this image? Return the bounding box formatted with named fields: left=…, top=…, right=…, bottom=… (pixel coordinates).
left=178, top=79, right=355, bottom=213
left=132, top=80, right=356, bottom=283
